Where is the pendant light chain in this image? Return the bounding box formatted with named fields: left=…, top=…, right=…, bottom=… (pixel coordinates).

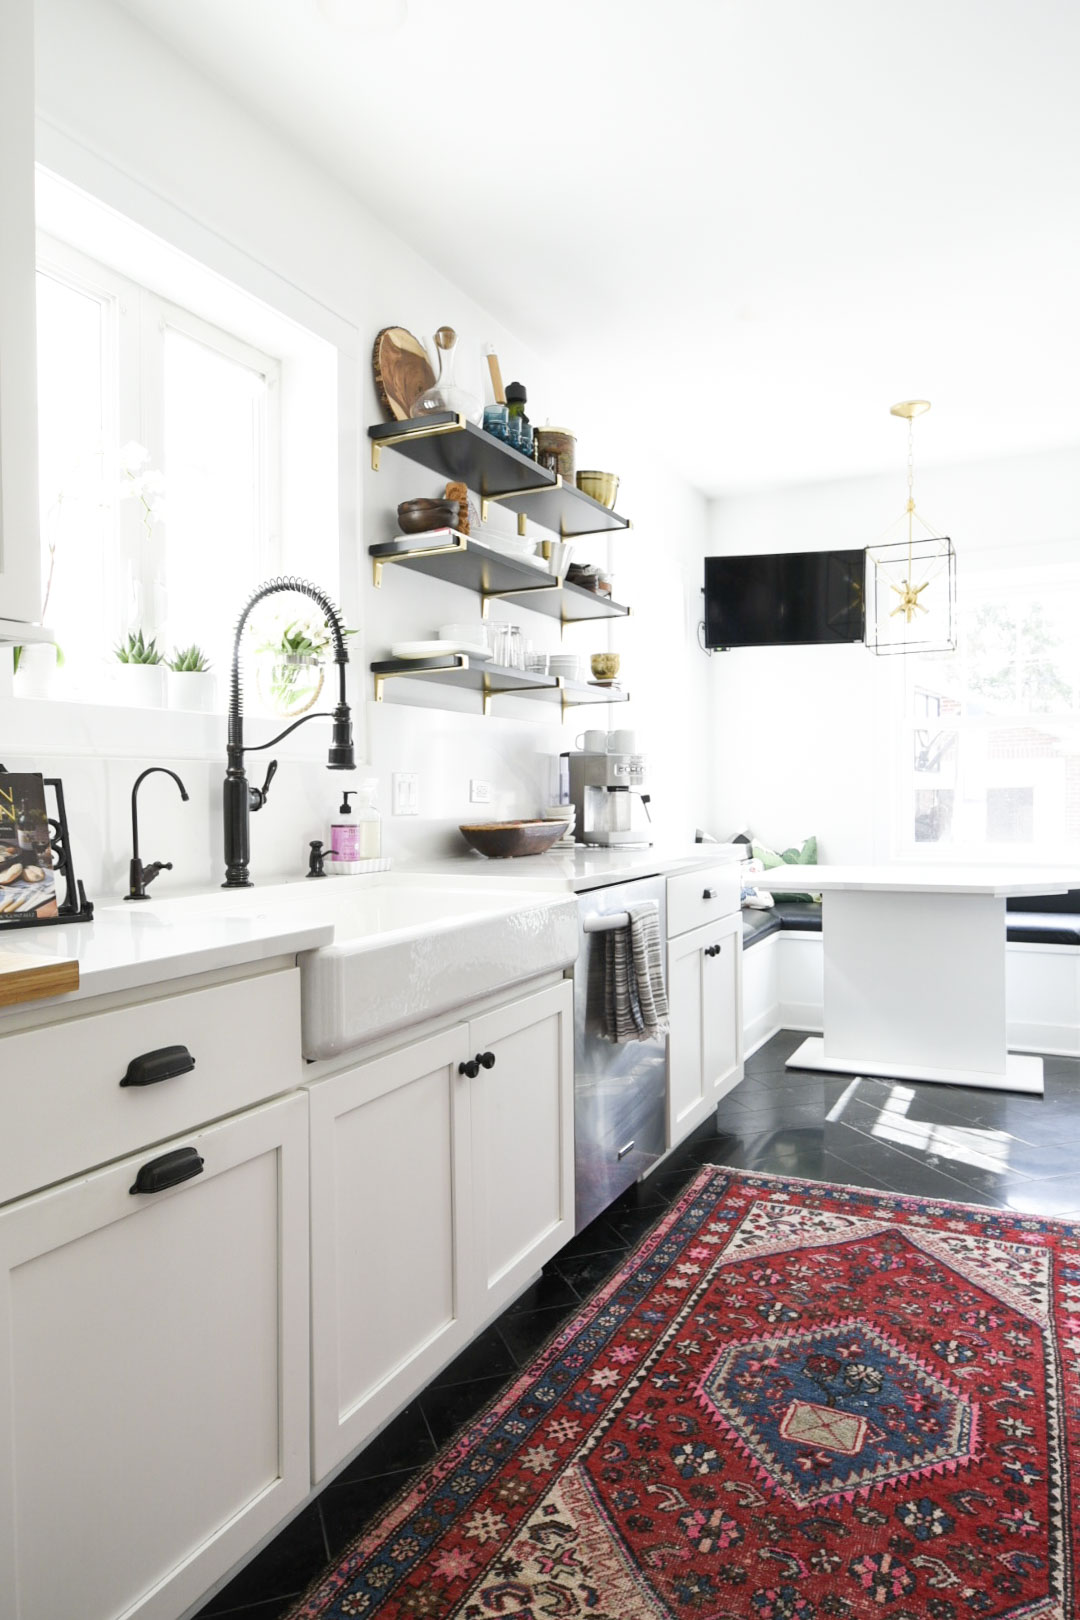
left=907, top=415, right=916, bottom=572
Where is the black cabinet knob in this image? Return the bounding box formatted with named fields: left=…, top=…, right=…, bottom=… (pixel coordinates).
left=459, top=1059, right=480, bottom=1078
left=477, top=1051, right=496, bottom=1069
left=705, top=943, right=722, bottom=958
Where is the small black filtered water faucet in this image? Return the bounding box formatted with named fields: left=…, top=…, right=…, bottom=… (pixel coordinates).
left=224, top=576, right=355, bottom=888
left=127, top=767, right=190, bottom=899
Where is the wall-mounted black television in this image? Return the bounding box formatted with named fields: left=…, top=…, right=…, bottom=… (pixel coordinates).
left=704, top=549, right=866, bottom=649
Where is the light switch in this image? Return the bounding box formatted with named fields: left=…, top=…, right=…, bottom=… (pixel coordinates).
left=392, top=772, right=419, bottom=816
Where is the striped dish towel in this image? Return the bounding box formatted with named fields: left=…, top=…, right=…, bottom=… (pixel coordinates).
left=603, top=900, right=670, bottom=1043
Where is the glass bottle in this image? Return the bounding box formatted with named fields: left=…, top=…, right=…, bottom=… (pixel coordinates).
left=411, top=327, right=482, bottom=423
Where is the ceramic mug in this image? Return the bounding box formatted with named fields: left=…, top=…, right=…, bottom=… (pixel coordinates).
left=610, top=729, right=637, bottom=754
left=575, top=729, right=608, bottom=752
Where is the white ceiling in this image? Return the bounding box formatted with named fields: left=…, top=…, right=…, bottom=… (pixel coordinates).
left=108, top=0, right=1080, bottom=494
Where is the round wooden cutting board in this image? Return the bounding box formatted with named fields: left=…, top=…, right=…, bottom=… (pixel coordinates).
left=372, top=326, right=435, bottom=421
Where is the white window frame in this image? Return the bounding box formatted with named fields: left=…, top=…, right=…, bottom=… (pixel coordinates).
left=892, top=563, right=1080, bottom=864
left=35, top=231, right=282, bottom=655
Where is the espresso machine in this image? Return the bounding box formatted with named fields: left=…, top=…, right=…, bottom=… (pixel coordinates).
left=567, top=748, right=652, bottom=848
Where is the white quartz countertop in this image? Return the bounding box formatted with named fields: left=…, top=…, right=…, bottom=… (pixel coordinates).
left=792, top=864, right=1080, bottom=897
left=0, top=901, right=335, bottom=1009
left=398, top=844, right=743, bottom=893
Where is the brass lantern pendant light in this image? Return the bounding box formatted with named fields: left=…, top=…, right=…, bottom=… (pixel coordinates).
left=865, top=400, right=957, bottom=656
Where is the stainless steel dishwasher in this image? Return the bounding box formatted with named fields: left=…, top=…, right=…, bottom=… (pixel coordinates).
left=573, top=874, right=668, bottom=1231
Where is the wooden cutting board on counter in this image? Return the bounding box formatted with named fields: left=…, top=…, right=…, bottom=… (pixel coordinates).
left=0, top=948, right=79, bottom=1008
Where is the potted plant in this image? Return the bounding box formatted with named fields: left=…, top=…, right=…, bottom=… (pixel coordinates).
left=12, top=643, right=64, bottom=701
left=166, top=644, right=216, bottom=712
left=114, top=629, right=166, bottom=708
left=251, top=611, right=331, bottom=717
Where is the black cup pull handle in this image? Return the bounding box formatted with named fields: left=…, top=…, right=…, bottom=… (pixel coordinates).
left=129, top=1146, right=204, bottom=1195
left=120, top=1044, right=196, bottom=1088
left=703, top=887, right=717, bottom=900
left=477, top=1051, right=496, bottom=1070
left=459, top=1059, right=480, bottom=1079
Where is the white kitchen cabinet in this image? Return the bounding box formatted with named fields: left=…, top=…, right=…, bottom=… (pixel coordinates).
left=309, top=1024, right=475, bottom=1481
left=470, top=980, right=574, bottom=1317
left=309, top=979, right=575, bottom=1481
left=0, top=0, right=42, bottom=632
left=0, top=1092, right=310, bottom=1620
left=667, top=912, right=743, bottom=1146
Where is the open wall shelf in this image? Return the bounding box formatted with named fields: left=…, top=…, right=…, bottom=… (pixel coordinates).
left=370, top=530, right=630, bottom=627
left=368, top=414, right=631, bottom=539
left=371, top=654, right=629, bottom=718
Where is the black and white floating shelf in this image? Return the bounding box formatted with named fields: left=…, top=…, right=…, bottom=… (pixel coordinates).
left=370, top=653, right=628, bottom=718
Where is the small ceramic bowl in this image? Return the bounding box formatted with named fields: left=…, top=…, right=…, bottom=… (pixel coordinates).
left=397, top=498, right=460, bottom=535
left=459, top=820, right=568, bottom=859
left=591, top=652, right=621, bottom=682
left=576, top=471, right=619, bottom=510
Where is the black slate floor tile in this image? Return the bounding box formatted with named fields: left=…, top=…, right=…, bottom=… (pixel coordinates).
left=503, top=1268, right=580, bottom=1316
left=551, top=1246, right=627, bottom=1297
left=320, top=1470, right=419, bottom=1560
left=497, top=1301, right=580, bottom=1367
left=552, top=1211, right=628, bottom=1261
left=428, top=1321, right=516, bottom=1390
left=199, top=1501, right=328, bottom=1614
left=205, top=1601, right=300, bottom=1619
left=331, top=1400, right=434, bottom=1487
left=419, top=1372, right=509, bottom=1448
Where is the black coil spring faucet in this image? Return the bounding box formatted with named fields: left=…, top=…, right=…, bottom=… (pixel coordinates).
left=224, top=576, right=355, bottom=888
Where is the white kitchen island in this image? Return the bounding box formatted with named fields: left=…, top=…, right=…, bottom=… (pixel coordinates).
left=784, top=865, right=1080, bottom=1095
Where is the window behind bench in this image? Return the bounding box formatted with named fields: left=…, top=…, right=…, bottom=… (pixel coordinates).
left=900, top=574, right=1080, bottom=859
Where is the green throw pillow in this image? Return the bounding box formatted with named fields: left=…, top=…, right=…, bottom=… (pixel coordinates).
left=751, top=835, right=819, bottom=903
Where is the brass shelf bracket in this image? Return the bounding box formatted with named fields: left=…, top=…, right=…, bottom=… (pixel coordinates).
left=480, top=582, right=562, bottom=620
left=372, top=532, right=468, bottom=587
left=479, top=475, right=562, bottom=525
left=373, top=656, right=468, bottom=702
left=370, top=414, right=468, bottom=472
left=560, top=516, right=633, bottom=540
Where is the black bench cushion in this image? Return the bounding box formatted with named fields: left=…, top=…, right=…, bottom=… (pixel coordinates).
left=742, top=909, right=782, bottom=948
left=1005, top=888, right=1080, bottom=913
left=1005, top=912, right=1080, bottom=946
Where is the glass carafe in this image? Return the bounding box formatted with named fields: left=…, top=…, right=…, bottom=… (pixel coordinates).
left=411, top=327, right=482, bottom=423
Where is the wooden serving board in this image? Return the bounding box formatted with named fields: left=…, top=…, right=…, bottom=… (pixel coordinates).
left=0, top=949, right=79, bottom=1008
left=372, top=326, right=435, bottom=421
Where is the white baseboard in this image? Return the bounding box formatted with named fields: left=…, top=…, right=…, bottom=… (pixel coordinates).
left=743, top=1006, right=781, bottom=1057
left=1006, top=1020, right=1080, bottom=1057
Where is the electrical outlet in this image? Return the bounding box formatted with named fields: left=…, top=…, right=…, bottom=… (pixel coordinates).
left=392, top=772, right=419, bottom=816
left=470, top=779, right=492, bottom=805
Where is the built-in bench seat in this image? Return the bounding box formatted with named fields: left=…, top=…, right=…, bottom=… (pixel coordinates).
left=742, top=892, right=1080, bottom=949
left=740, top=885, right=1080, bottom=1061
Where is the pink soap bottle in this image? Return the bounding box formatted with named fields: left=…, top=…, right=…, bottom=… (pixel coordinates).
left=331, top=784, right=380, bottom=862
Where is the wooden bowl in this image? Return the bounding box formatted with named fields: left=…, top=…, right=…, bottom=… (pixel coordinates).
left=397, top=498, right=460, bottom=535
left=459, top=820, right=569, bottom=858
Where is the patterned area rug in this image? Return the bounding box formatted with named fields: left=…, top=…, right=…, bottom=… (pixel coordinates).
left=289, top=1168, right=1078, bottom=1618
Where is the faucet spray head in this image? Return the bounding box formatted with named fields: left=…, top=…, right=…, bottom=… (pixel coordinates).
left=327, top=704, right=356, bottom=771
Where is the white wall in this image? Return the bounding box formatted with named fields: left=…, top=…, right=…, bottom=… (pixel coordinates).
left=0, top=0, right=714, bottom=902
left=707, top=445, right=1080, bottom=859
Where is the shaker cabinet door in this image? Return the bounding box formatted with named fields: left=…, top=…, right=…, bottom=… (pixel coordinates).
left=0, top=1093, right=310, bottom=1620
left=309, top=1024, right=473, bottom=1481
left=469, top=980, right=575, bottom=1317
left=0, top=0, right=41, bottom=629
left=667, top=915, right=743, bottom=1148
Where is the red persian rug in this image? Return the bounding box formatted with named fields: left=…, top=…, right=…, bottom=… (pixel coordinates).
left=289, top=1168, right=1078, bottom=1619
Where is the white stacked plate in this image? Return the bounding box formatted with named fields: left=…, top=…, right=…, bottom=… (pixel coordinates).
left=481, top=533, right=548, bottom=567
left=548, top=654, right=589, bottom=684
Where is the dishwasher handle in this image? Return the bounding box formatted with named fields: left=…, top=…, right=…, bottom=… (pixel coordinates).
left=583, top=911, right=630, bottom=934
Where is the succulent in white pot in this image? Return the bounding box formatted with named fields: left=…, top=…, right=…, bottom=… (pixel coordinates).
left=166, top=644, right=216, bottom=712
left=13, top=643, right=64, bottom=701
left=114, top=629, right=166, bottom=708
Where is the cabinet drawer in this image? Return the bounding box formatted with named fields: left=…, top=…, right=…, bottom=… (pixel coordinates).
left=667, top=864, right=740, bottom=938
left=0, top=969, right=300, bottom=1205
